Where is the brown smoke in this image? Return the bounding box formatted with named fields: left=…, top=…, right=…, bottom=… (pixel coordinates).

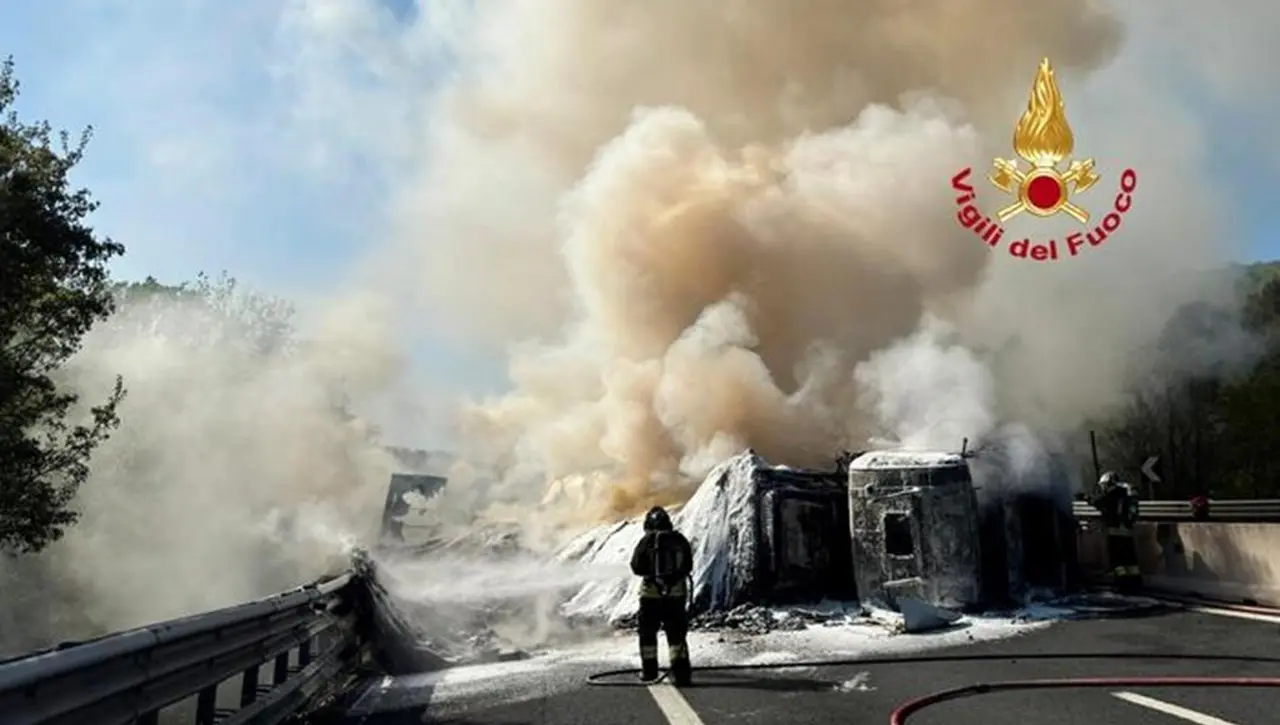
left=375, top=0, right=1136, bottom=522
left=398, top=0, right=1123, bottom=343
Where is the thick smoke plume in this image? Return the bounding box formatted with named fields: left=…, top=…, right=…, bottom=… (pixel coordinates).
left=386, top=0, right=1249, bottom=524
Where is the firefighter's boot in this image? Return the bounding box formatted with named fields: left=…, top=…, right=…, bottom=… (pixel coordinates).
left=639, top=661, right=660, bottom=682
left=669, top=643, right=692, bottom=687
left=639, top=644, right=660, bottom=682
left=671, top=658, right=692, bottom=687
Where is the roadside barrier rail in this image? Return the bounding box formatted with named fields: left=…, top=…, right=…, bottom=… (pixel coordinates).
left=1072, top=499, right=1280, bottom=522
left=0, top=571, right=364, bottom=725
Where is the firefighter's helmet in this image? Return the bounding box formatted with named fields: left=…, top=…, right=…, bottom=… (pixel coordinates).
left=644, top=506, right=673, bottom=532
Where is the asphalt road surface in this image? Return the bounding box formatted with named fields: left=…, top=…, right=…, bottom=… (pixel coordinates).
left=338, top=602, right=1280, bottom=725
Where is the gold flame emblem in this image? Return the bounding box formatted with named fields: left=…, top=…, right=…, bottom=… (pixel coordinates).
left=988, top=58, right=1100, bottom=223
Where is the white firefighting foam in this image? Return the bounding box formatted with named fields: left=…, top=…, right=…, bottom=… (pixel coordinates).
left=557, top=451, right=766, bottom=623
left=347, top=610, right=1051, bottom=718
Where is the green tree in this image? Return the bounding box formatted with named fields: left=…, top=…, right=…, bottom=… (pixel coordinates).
left=1092, top=265, right=1280, bottom=501
left=0, top=58, right=125, bottom=552
left=110, top=272, right=297, bottom=358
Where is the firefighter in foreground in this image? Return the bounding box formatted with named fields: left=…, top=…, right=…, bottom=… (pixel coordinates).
left=1088, top=471, right=1142, bottom=591
left=630, top=506, right=694, bottom=686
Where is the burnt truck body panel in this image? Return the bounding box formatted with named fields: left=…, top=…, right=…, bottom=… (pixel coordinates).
left=757, top=475, right=855, bottom=604
left=971, top=446, right=1083, bottom=604
left=683, top=453, right=857, bottom=614
left=379, top=473, right=448, bottom=545
left=1001, top=493, right=1081, bottom=599
left=848, top=451, right=983, bottom=610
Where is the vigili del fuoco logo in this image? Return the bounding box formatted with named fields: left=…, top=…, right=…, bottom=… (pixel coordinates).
left=950, top=58, right=1137, bottom=262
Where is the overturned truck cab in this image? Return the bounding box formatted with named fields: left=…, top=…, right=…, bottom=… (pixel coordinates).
left=848, top=450, right=984, bottom=611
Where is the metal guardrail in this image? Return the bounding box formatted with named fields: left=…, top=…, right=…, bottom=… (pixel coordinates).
left=1073, top=499, right=1280, bottom=522
left=0, top=571, right=365, bottom=725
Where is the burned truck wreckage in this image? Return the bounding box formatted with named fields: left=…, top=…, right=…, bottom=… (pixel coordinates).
left=377, top=441, right=1083, bottom=633
left=848, top=447, right=1080, bottom=612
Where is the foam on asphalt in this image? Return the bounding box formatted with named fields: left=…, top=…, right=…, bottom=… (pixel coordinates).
left=345, top=608, right=1055, bottom=718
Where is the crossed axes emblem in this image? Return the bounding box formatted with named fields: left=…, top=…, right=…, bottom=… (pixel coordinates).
left=988, top=158, right=1100, bottom=224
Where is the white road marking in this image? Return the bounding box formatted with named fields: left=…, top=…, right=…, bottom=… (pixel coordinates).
left=1179, top=602, right=1280, bottom=625
left=648, top=682, right=707, bottom=725
left=1113, top=691, right=1241, bottom=725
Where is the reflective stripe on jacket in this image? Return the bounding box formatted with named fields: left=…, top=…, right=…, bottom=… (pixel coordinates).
left=640, top=578, right=688, bottom=600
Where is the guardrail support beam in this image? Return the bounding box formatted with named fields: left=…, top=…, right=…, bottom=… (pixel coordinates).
left=240, top=665, right=260, bottom=706
left=273, top=652, right=289, bottom=685
left=195, top=686, right=217, bottom=725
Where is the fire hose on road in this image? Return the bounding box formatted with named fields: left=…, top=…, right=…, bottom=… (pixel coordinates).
left=888, top=675, right=1280, bottom=724
left=587, top=651, right=1280, bottom=724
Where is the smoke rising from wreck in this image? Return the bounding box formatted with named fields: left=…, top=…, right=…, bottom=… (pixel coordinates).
left=400, top=0, right=1249, bottom=525
left=4, top=0, right=1276, bottom=653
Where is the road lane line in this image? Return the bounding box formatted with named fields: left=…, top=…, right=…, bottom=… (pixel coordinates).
left=647, top=682, right=707, bottom=725
left=1181, top=603, right=1280, bottom=625
left=1113, top=691, right=1241, bottom=725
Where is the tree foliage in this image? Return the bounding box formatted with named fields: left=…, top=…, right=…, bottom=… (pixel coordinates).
left=0, top=58, right=125, bottom=552
left=1095, top=271, right=1280, bottom=499
left=111, top=272, right=297, bottom=357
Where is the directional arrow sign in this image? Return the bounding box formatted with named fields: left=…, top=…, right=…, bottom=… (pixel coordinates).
left=1141, top=455, right=1162, bottom=484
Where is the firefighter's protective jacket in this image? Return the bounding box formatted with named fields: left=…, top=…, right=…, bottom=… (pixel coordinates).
left=1088, top=479, right=1142, bottom=581
left=630, top=530, right=693, bottom=600
left=1089, top=481, right=1139, bottom=534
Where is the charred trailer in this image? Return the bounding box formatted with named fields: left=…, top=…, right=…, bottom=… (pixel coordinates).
left=848, top=451, right=983, bottom=611
left=378, top=473, right=448, bottom=547
left=977, top=493, right=1081, bottom=604
left=972, top=451, right=1083, bottom=605
left=654, top=451, right=858, bottom=615
left=755, top=465, right=856, bottom=605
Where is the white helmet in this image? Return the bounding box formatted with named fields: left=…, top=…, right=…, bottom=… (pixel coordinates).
left=1098, top=471, right=1118, bottom=487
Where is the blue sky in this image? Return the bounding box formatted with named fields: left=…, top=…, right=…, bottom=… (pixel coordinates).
left=1205, top=113, right=1277, bottom=262
left=0, top=0, right=497, bottom=406
left=3, top=1, right=1278, bottom=301
left=0, top=0, right=441, bottom=296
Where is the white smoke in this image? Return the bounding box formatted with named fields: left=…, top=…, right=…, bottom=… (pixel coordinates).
left=854, top=317, right=998, bottom=451
left=0, top=279, right=401, bottom=651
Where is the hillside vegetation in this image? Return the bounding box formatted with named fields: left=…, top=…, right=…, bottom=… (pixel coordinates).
left=1093, top=259, right=1280, bottom=499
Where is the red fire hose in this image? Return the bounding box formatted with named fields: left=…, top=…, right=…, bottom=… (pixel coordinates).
left=889, top=675, right=1280, bottom=725
left=589, top=651, right=1280, bottom=723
